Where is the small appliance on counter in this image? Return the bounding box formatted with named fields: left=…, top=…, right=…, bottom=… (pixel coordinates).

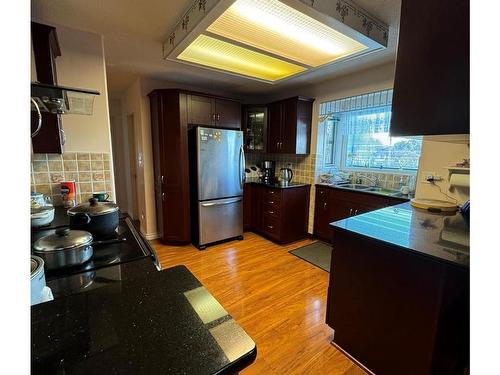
left=279, top=167, right=294, bottom=186
left=261, top=160, right=276, bottom=184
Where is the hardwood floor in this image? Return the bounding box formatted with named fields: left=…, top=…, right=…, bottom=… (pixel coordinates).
left=152, top=232, right=366, bottom=375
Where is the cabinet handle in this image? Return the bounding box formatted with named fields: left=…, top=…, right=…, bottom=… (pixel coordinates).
left=323, top=202, right=327, bottom=210
left=267, top=225, right=274, bottom=229
left=268, top=201, right=274, bottom=204
left=212, top=114, right=216, bottom=121
left=268, top=211, right=274, bottom=214
left=217, top=114, right=220, bottom=121
left=349, top=208, right=353, bottom=216
left=162, top=192, right=166, bottom=201
left=60, top=128, right=66, bottom=146
left=355, top=209, right=358, bottom=215
left=276, top=141, right=279, bottom=150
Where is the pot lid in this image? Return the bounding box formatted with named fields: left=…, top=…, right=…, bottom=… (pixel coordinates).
left=33, top=228, right=93, bottom=253
left=67, top=198, right=119, bottom=216
left=31, top=206, right=54, bottom=219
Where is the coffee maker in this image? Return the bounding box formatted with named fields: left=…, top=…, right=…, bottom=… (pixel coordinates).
left=261, top=160, right=276, bottom=184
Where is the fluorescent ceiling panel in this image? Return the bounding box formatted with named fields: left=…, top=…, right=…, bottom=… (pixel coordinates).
left=207, top=0, right=368, bottom=67
left=177, top=34, right=306, bottom=81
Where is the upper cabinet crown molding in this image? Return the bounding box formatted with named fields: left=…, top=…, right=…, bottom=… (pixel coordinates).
left=390, top=0, right=469, bottom=136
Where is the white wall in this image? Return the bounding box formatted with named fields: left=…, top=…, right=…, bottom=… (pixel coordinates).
left=108, top=98, right=128, bottom=208
left=54, top=25, right=113, bottom=154
left=415, top=139, right=470, bottom=204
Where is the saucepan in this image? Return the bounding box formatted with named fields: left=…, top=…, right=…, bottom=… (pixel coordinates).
left=33, top=228, right=125, bottom=270
left=67, top=198, right=120, bottom=238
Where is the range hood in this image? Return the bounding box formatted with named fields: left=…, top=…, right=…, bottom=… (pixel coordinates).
left=31, top=82, right=100, bottom=115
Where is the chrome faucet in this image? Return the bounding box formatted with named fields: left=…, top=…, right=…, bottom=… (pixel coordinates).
left=356, top=175, right=380, bottom=187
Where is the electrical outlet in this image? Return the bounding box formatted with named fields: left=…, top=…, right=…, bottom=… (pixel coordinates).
left=422, top=171, right=443, bottom=183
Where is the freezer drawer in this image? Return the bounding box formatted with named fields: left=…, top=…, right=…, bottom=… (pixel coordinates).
left=198, top=197, right=243, bottom=246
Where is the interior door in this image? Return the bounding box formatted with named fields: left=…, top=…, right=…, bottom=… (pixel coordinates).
left=187, top=95, right=214, bottom=126
left=215, top=98, right=241, bottom=129
left=197, top=127, right=244, bottom=201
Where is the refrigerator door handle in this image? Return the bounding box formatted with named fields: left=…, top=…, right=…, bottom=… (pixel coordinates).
left=239, top=144, right=246, bottom=188
left=201, top=198, right=243, bottom=207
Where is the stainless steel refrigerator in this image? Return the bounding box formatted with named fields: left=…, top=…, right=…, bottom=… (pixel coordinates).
left=190, top=127, right=245, bottom=249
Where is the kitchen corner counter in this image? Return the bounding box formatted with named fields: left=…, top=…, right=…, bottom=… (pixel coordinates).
left=31, top=262, right=256, bottom=374
left=330, top=202, right=469, bottom=268
left=245, top=177, right=310, bottom=189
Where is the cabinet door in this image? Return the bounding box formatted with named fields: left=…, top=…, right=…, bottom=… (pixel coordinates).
left=215, top=98, right=241, bottom=129
left=280, top=98, right=298, bottom=154
left=243, top=106, right=267, bottom=153
left=390, top=0, right=469, bottom=136
left=31, top=112, right=64, bottom=154
left=243, top=184, right=253, bottom=230
left=314, top=187, right=334, bottom=242
left=267, top=102, right=282, bottom=153
left=187, top=95, right=215, bottom=126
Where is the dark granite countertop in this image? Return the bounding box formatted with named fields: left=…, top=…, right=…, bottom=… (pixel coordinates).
left=245, top=177, right=310, bottom=189
left=316, top=183, right=411, bottom=200
left=32, top=262, right=256, bottom=374
left=330, top=202, right=469, bottom=268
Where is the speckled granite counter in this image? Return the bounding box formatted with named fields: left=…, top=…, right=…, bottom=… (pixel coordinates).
left=31, top=261, right=256, bottom=374
left=330, top=202, right=469, bottom=268
left=245, top=177, right=310, bottom=189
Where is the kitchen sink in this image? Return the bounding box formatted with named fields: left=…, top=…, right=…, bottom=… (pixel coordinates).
left=335, top=183, right=372, bottom=190
left=333, top=183, right=402, bottom=197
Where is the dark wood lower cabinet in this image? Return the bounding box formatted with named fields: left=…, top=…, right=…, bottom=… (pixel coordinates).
left=327, top=229, right=469, bottom=375
left=244, top=183, right=310, bottom=244
left=313, top=185, right=408, bottom=243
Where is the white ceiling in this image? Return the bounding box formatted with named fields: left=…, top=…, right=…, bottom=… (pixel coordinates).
left=31, top=0, right=401, bottom=99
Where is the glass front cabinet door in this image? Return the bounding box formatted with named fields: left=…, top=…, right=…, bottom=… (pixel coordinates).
left=243, top=106, right=267, bottom=153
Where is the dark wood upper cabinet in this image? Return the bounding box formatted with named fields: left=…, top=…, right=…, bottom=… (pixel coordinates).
left=267, top=97, right=313, bottom=154
left=187, top=95, right=215, bottom=126
left=215, top=98, right=241, bottom=129
left=31, top=22, right=64, bottom=154
left=186, top=94, right=241, bottom=129
left=390, top=0, right=469, bottom=136
left=242, top=105, right=267, bottom=153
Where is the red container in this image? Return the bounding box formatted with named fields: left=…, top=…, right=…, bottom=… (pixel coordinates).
left=61, top=181, right=76, bottom=208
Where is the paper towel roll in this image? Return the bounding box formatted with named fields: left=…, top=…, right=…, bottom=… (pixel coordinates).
left=449, top=174, right=470, bottom=189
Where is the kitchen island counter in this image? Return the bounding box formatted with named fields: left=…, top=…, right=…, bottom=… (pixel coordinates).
left=32, top=253, right=256, bottom=374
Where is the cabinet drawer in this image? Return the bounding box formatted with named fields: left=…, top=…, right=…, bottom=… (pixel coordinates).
left=262, top=192, right=281, bottom=207
left=262, top=204, right=280, bottom=218
left=261, top=215, right=281, bottom=238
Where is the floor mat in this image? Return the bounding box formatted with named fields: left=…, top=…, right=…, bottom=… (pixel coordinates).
left=289, top=241, right=332, bottom=272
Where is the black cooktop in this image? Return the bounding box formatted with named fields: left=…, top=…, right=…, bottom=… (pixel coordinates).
left=31, top=209, right=159, bottom=297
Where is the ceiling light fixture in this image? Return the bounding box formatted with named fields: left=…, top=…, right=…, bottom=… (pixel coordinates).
left=164, top=0, right=389, bottom=83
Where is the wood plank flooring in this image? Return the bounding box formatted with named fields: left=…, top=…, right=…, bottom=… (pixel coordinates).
left=152, top=232, right=365, bottom=375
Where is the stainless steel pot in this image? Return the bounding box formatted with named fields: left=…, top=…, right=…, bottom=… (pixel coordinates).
left=33, top=228, right=94, bottom=270
left=68, top=198, right=119, bottom=238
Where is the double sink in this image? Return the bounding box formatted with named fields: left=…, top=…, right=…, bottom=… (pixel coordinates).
left=333, top=183, right=403, bottom=197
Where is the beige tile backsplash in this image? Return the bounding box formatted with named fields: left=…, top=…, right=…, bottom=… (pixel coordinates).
left=31, top=152, right=114, bottom=206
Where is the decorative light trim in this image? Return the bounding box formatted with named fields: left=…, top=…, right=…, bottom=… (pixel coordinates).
left=163, top=0, right=389, bottom=83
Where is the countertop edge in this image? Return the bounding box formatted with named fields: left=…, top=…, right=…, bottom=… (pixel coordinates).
left=315, top=183, right=410, bottom=200
left=331, top=224, right=468, bottom=270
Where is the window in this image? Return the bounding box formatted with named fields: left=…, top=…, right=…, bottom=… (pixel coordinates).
left=320, top=89, right=422, bottom=172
